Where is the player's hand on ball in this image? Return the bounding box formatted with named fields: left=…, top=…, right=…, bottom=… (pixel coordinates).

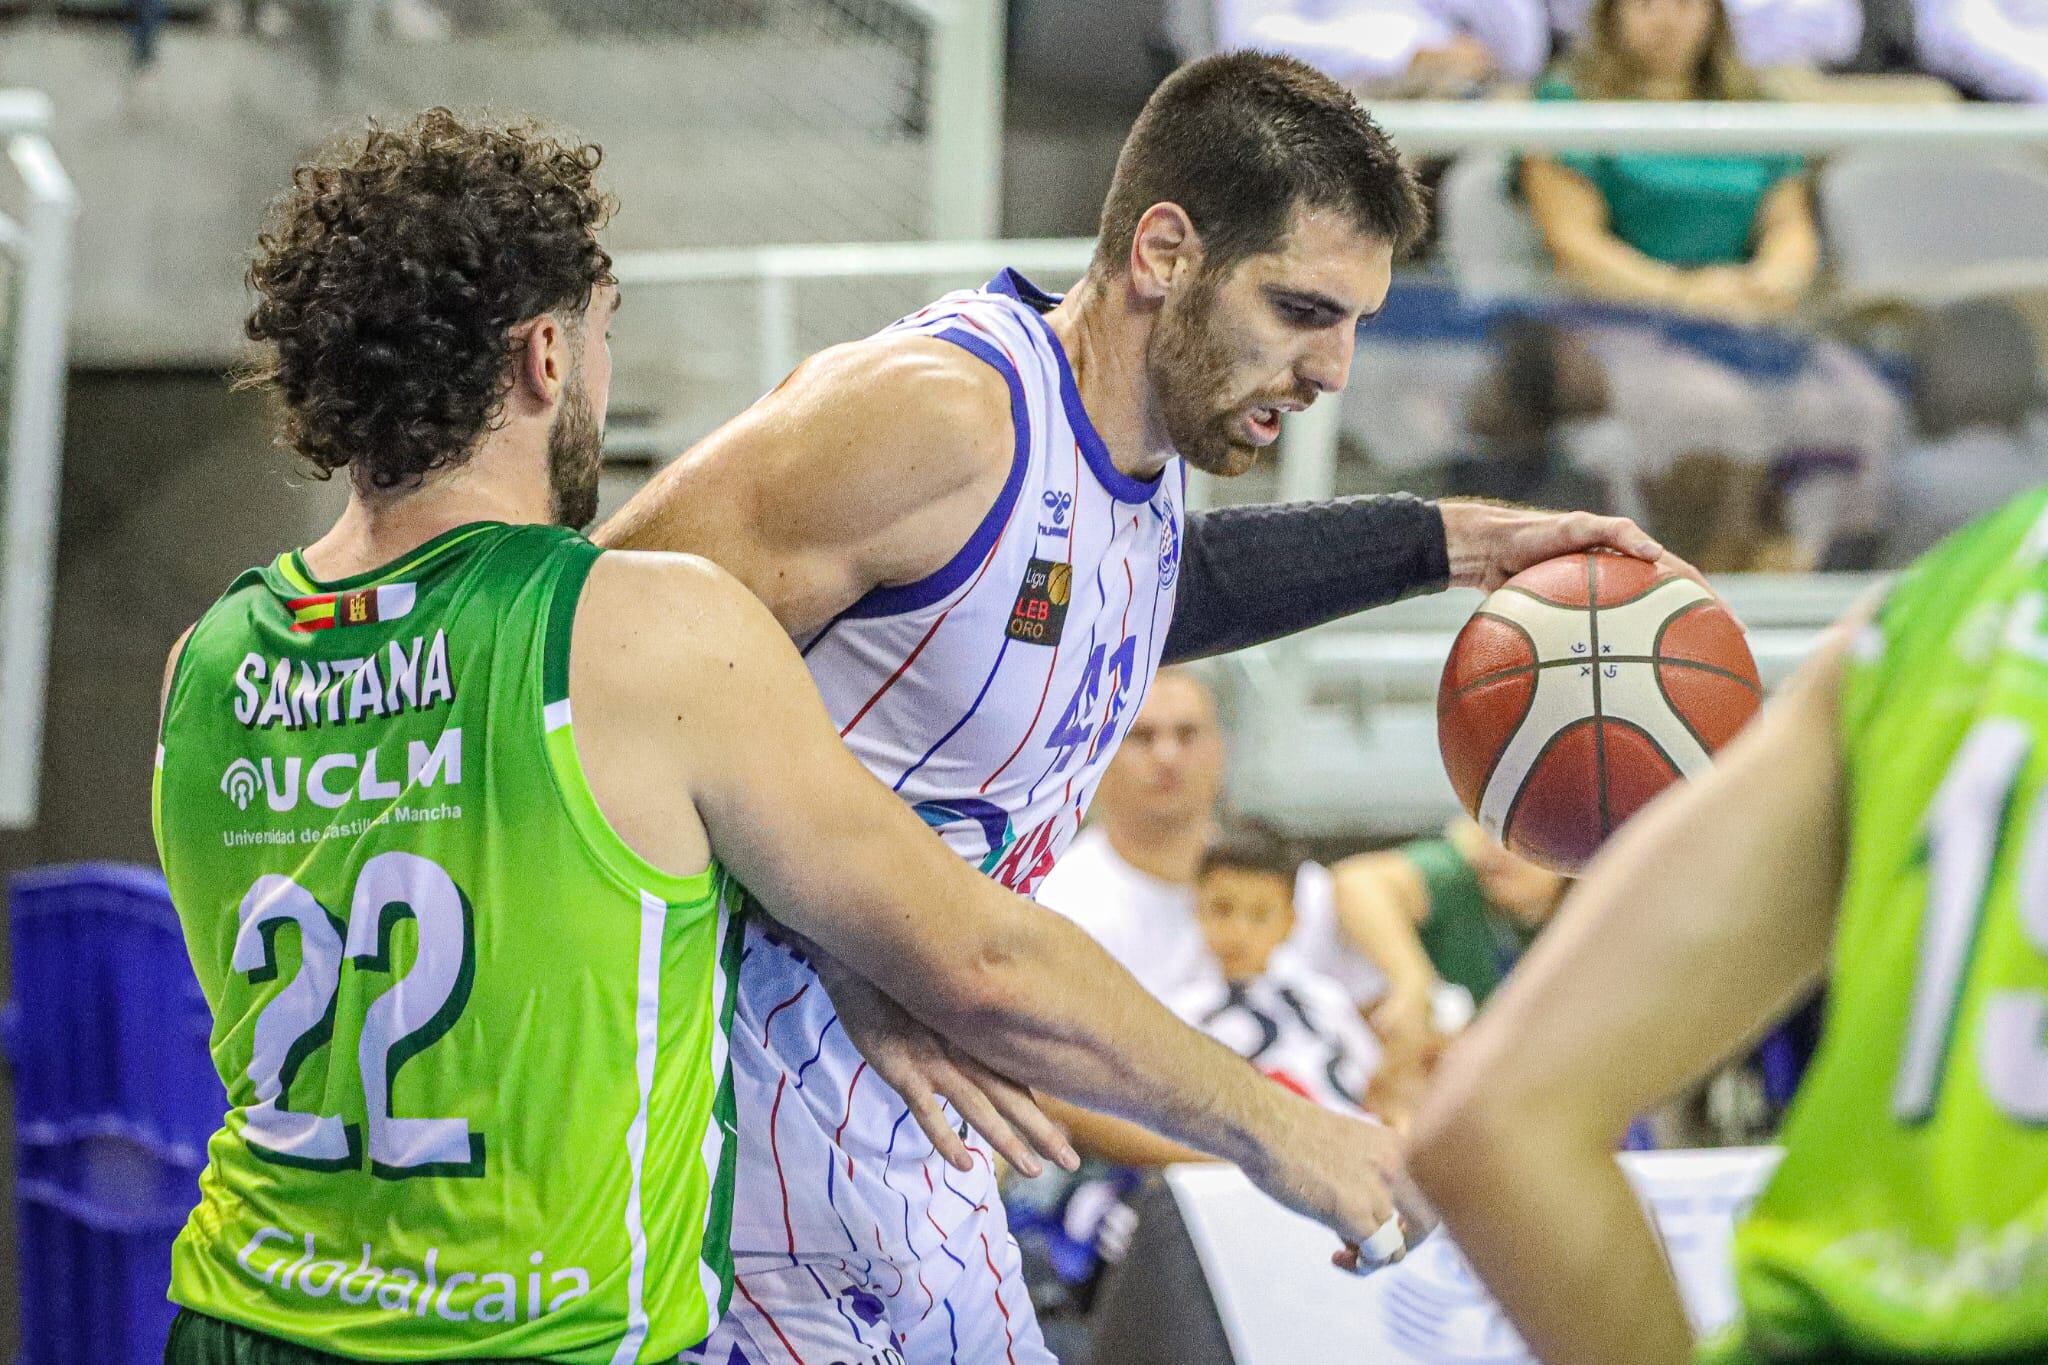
left=1438, top=501, right=1717, bottom=607
left=817, top=956, right=1081, bottom=1178
left=1244, top=1104, right=1411, bottom=1272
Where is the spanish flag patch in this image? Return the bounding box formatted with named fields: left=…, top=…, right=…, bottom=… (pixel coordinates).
left=288, top=582, right=418, bottom=633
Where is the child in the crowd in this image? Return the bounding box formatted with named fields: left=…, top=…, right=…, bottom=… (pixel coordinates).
left=1008, top=822, right=1394, bottom=1316
left=1173, top=822, right=1386, bottom=1118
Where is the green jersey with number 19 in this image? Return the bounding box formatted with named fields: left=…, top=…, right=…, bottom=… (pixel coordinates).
left=1705, top=488, right=2048, bottom=1362
left=152, top=522, right=740, bottom=1363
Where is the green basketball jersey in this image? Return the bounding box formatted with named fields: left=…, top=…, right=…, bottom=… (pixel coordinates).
left=152, top=522, right=740, bottom=1363
left=1713, top=488, right=2048, bottom=1361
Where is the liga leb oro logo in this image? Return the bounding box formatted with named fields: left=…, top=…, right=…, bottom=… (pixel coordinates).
left=1006, top=557, right=1071, bottom=645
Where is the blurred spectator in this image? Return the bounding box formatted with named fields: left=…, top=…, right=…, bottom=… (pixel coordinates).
left=1519, top=0, right=1904, bottom=558
left=1525, top=0, right=1821, bottom=321
left=1913, top=0, right=2048, bottom=102
left=1641, top=451, right=1809, bottom=570
left=1435, top=314, right=1618, bottom=511
left=1206, top=0, right=1551, bottom=94
left=1011, top=824, right=1387, bottom=1299
left=1876, top=296, right=2048, bottom=565
left=1551, top=0, right=1864, bottom=70
left=1038, top=669, right=1387, bottom=1010
left=1016, top=810, right=1397, bottom=1321
left=1174, top=823, right=1385, bottom=1116
left=1329, top=817, right=1566, bottom=1056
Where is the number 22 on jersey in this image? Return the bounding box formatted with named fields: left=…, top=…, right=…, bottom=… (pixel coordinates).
left=236, top=851, right=484, bottom=1178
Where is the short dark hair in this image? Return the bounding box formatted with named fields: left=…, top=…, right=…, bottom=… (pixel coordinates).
left=1093, top=50, right=1427, bottom=278
left=1200, top=819, right=1302, bottom=884
left=243, top=108, right=617, bottom=492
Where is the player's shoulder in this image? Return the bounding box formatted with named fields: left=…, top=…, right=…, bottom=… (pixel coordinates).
left=576, top=549, right=785, bottom=675
left=779, top=331, right=1013, bottom=469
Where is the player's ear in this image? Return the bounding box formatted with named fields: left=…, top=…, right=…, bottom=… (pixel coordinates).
left=1128, top=202, right=1202, bottom=304
left=512, top=314, right=564, bottom=405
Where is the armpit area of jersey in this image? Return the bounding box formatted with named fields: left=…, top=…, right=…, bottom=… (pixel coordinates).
left=1160, top=493, right=1450, bottom=663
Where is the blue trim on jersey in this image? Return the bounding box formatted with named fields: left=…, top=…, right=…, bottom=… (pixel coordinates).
left=837, top=325, right=1033, bottom=622
left=988, top=269, right=1161, bottom=507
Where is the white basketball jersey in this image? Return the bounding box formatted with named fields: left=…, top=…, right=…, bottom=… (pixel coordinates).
left=726, top=271, right=1186, bottom=1266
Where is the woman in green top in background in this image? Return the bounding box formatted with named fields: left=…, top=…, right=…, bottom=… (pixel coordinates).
left=1511, top=0, right=1902, bottom=571
left=1522, top=0, right=1821, bottom=324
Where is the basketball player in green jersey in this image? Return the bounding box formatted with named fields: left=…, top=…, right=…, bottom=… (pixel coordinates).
left=1409, top=488, right=2048, bottom=1362
left=154, top=110, right=1416, bottom=1365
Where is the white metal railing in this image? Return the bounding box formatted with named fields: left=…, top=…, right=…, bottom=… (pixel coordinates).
left=1375, top=98, right=2048, bottom=154
left=610, top=98, right=2048, bottom=505
left=0, top=90, right=78, bottom=830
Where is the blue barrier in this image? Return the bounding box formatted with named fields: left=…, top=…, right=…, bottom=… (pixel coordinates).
left=6, top=865, right=220, bottom=1365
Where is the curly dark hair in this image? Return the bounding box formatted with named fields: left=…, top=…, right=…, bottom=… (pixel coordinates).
left=243, top=108, right=617, bottom=491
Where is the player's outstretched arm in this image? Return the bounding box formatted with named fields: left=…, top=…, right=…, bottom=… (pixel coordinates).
left=594, top=335, right=1015, bottom=639
left=1407, top=619, right=1859, bottom=1365
left=570, top=549, right=1408, bottom=1259
left=1161, top=498, right=1711, bottom=664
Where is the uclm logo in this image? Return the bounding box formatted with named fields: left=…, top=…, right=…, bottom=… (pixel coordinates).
left=222, top=758, right=261, bottom=811
left=218, top=731, right=463, bottom=814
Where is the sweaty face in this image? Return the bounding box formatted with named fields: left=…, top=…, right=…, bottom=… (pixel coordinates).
left=1145, top=207, right=1394, bottom=477
left=1196, top=866, right=1296, bottom=984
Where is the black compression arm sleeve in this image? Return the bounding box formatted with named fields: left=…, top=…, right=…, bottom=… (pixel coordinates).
left=1160, top=493, right=1450, bottom=664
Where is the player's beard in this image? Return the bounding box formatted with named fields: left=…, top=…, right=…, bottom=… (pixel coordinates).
left=1147, top=271, right=1268, bottom=478
left=547, top=361, right=603, bottom=531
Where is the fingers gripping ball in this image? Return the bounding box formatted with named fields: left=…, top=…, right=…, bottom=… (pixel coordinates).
left=1437, top=552, right=1761, bottom=874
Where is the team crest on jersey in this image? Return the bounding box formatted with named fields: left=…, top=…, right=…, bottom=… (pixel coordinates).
left=1158, top=508, right=1181, bottom=589
left=1006, top=557, right=1071, bottom=645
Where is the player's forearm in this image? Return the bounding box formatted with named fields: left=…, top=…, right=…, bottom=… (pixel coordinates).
left=1160, top=494, right=1449, bottom=663
left=891, top=892, right=1297, bottom=1172
left=1039, top=1097, right=1213, bottom=1169
left=749, top=810, right=1291, bottom=1166
left=1411, top=1118, right=1691, bottom=1365
left=1411, top=632, right=1856, bottom=1360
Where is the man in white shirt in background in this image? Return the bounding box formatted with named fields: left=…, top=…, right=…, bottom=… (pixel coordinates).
left=1038, top=669, right=1386, bottom=1009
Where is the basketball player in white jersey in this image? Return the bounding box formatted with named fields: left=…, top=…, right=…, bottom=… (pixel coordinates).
left=603, top=51, right=1701, bottom=1365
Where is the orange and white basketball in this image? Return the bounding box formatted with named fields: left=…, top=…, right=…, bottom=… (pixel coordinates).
left=1437, top=552, right=1761, bottom=874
